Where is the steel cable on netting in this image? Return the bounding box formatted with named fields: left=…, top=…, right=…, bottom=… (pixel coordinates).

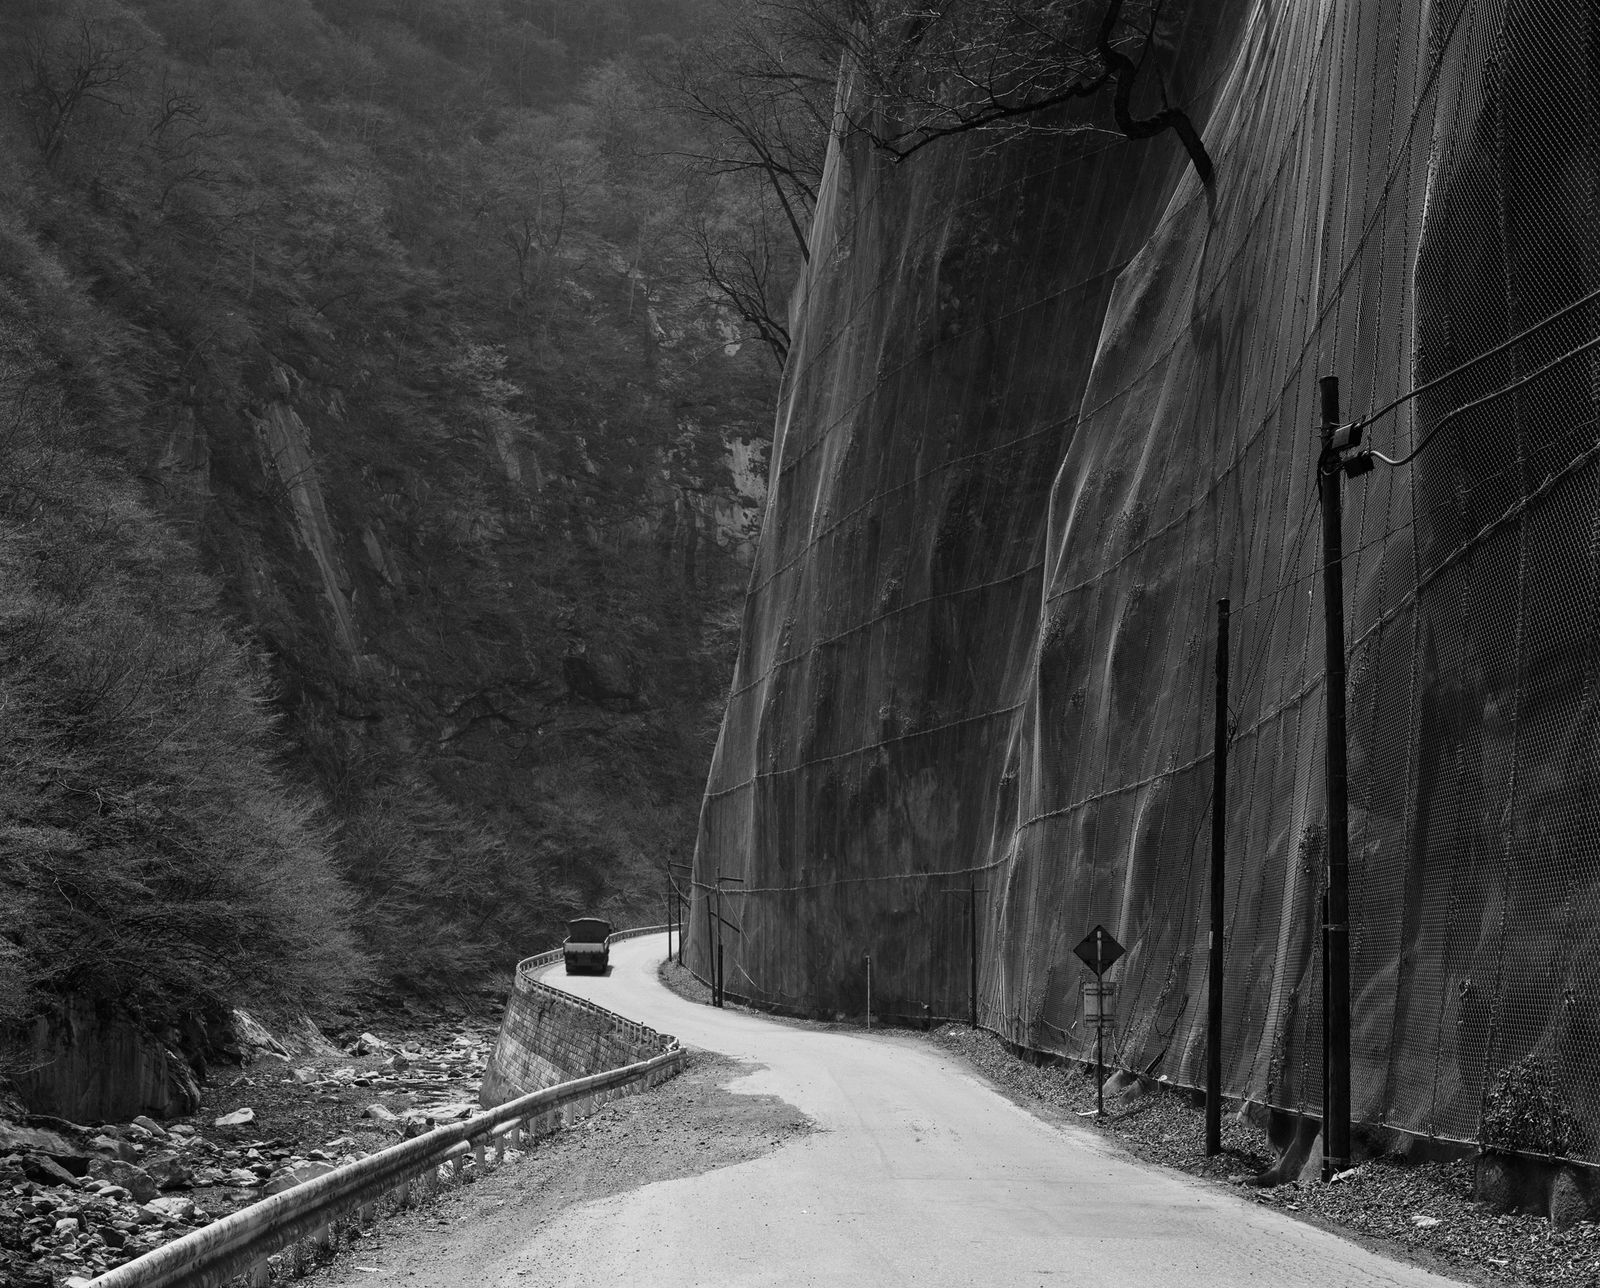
left=1225, top=487, right=1322, bottom=727
left=1364, top=330, right=1600, bottom=469
left=1208, top=352, right=1600, bottom=727
left=1337, top=283, right=1600, bottom=448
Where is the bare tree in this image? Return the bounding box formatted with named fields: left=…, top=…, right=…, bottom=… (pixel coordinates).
left=687, top=182, right=796, bottom=365
left=144, top=70, right=219, bottom=210
left=11, top=15, right=137, bottom=167
left=663, top=0, right=1213, bottom=369
left=786, top=0, right=1214, bottom=183
left=477, top=113, right=603, bottom=311
left=657, top=0, right=838, bottom=365
left=664, top=7, right=837, bottom=260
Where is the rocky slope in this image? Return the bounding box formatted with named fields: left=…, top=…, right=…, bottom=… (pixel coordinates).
left=0, top=1010, right=499, bottom=1286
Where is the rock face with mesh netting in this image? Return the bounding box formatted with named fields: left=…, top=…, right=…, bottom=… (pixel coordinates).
left=688, top=0, right=1600, bottom=1167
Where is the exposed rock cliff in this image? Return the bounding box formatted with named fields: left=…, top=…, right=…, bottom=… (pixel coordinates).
left=692, top=0, right=1600, bottom=1160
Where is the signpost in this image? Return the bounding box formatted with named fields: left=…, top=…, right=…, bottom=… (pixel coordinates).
left=1073, top=925, right=1125, bottom=1117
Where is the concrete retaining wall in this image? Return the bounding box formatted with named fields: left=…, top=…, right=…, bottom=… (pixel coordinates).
left=479, top=966, right=675, bottom=1108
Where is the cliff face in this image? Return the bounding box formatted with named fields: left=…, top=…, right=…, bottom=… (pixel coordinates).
left=693, top=0, right=1600, bottom=1158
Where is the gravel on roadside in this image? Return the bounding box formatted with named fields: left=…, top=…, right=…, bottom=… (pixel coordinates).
left=306, top=1047, right=814, bottom=1287
left=934, top=1024, right=1600, bottom=1288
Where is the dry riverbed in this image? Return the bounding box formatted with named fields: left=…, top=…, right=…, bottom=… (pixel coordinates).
left=1, top=1002, right=503, bottom=1287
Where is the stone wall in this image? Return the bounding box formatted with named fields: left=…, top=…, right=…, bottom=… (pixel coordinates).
left=479, top=971, right=674, bottom=1108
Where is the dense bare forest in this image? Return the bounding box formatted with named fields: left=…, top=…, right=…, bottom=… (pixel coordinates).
left=0, top=0, right=811, bottom=1055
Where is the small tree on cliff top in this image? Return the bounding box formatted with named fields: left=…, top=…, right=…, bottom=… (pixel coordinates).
left=780, top=0, right=1214, bottom=181
left=663, top=0, right=1214, bottom=362
left=660, top=0, right=837, bottom=363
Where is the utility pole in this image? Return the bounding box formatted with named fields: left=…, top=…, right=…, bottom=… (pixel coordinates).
left=1318, top=374, right=1353, bottom=1179
left=1206, top=597, right=1229, bottom=1156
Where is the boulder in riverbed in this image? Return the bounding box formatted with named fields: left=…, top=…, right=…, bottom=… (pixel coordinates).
left=88, top=1159, right=158, bottom=1203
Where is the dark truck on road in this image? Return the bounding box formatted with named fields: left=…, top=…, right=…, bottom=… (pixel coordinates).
left=562, top=917, right=612, bottom=975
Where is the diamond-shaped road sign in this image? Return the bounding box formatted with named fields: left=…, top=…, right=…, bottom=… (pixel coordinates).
left=1072, top=924, right=1125, bottom=977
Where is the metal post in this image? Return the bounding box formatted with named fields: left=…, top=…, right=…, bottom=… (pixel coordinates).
left=865, top=953, right=872, bottom=1030
left=1206, top=597, right=1230, bottom=1155
left=709, top=873, right=743, bottom=1006
left=943, top=884, right=984, bottom=1027
left=715, top=880, right=725, bottom=1007
left=707, top=883, right=720, bottom=992
left=1321, top=888, right=1331, bottom=1151
left=1095, top=930, right=1105, bottom=1117
left=669, top=862, right=688, bottom=967
left=968, top=880, right=978, bottom=1029
left=665, top=872, right=673, bottom=964
left=1318, top=374, right=1352, bottom=1179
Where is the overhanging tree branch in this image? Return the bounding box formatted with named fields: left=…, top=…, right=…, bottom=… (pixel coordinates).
left=834, top=0, right=1215, bottom=186
left=1096, top=0, right=1213, bottom=185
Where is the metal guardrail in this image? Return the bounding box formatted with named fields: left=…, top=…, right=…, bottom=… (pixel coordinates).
left=511, top=926, right=670, bottom=1052
left=89, top=927, right=679, bottom=1288
left=515, top=923, right=669, bottom=974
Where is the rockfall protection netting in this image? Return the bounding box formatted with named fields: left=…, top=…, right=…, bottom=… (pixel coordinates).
left=688, top=0, right=1600, bottom=1159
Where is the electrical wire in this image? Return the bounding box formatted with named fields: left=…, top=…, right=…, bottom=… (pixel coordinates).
left=1367, top=330, right=1600, bottom=468
left=1343, top=283, right=1600, bottom=444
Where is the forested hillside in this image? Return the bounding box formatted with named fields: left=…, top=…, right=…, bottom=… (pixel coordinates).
left=0, top=0, right=789, bottom=1070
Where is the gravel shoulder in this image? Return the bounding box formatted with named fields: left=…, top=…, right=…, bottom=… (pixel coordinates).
left=307, top=1047, right=813, bottom=1287
left=932, top=1024, right=1600, bottom=1288
left=658, top=960, right=1600, bottom=1288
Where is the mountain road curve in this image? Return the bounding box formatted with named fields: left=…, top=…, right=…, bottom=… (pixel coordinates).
left=320, top=933, right=1467, bottom=1287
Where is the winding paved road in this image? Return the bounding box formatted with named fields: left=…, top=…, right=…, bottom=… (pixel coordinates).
left=524, top=933, right=1462, bottom=1288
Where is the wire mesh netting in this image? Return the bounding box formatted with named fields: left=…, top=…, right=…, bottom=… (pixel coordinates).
left=689, top=0, right=1600, bottom=1158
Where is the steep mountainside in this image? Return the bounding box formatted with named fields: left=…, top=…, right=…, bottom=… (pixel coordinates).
left=0, top=0, right=776, bottom=1109
left=691, top=0, right=1600, bottom=1163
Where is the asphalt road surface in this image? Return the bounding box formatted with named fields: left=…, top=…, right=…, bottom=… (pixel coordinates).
left=506, top=933, right=1463, bottom=1288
